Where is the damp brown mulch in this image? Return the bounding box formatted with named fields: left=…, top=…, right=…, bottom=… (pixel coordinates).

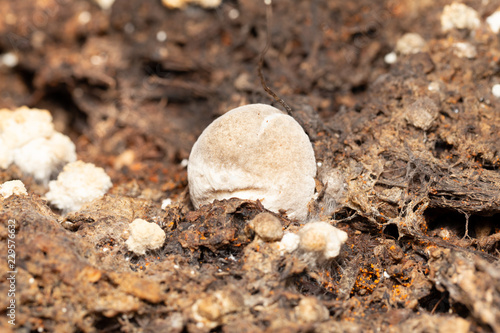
left=1, top=0, right=500, bottom=332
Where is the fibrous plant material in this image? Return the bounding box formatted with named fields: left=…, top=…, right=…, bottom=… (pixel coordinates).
left=188, top=103, right=316, bottom=220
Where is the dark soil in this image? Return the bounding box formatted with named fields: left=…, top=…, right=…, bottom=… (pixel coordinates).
left=1, top=0, right=500, bottom=332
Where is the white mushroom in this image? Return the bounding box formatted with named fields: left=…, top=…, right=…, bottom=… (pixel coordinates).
left=188, top=104, right=317, bottom=220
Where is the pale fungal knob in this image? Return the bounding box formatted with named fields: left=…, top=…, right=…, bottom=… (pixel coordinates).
left=125, top=219, right=166, bottom=255
left=0, top=106, right=54, bottom=148
left=249, top=212, right=284, bottom=242
left=298, top=221, right=348, bottom=260
left=441, top=2, right=480, bottom=32
left=395, top=33, right=426, bottom=55
left=277, top=232, right=301, bottom=255
left=188, top=104, right=317, bottom=220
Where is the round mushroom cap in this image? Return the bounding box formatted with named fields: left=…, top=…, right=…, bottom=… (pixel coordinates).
left=188, top=104, right=316, bottom=220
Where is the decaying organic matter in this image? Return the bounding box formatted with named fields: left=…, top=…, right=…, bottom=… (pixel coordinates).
left=1, top=0, right=499, bottom=332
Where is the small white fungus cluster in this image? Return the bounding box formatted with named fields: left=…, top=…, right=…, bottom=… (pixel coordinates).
left=0, top=180, right=27, bottom=199
left=277, top=222, right=348, bottom=264
left=0, top=106, right=76, bottom=183
left=45, top=161, right=112, bottom=213
left=298, top=222, right=348, bottom=260
left=125, top=218, right=166, bottom=255
left=188, top=104, right=317, bottom=221
left=487, top=11, right=500, bottom=34
left=395, top=33, right=426, bottom=55
left=385, top=32, right=426, bottom=65
left=441, top=3, right=480, bottom=32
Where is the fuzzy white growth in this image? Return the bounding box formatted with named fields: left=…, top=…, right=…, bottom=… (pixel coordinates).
left=0, top=107, right=76, bottom=183
left=487, top=11, right=500, bottom=33
left=277, top=232, right=301, bottom=255
left=13, top=133, right=76, bottom=183
left=125, top=219, right=166, bottom=255
left=441, top=3, right=480, bottom=32
left=0, top=107, right=54, bottom=148
left=0, top=137, right=13, bottom=169
left=45, top=161, right=112, bottom=213
left=188, top=104, right=317, bottom=220
left=298, top=222, right=348, bottom=260
left=0, top=180, right=27, bottom=198
left=395, top=33, right=426, bottom=55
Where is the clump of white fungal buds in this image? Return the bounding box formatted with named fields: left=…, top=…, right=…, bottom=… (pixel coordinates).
left=45, top=161, right=112, bottom=214
left=0, top=180, right=27, bottom=199
left=297, top=221, right=348, bottom=263
left=275, top=221, right=347, bottom=266
left=395, top=33, right=426, bottom=55
left=441, top=2, right=480, bottom=32
left=188, top=104, right=317, bottom=221
left=0, top=106, right=76, bottom=183
left=125, top=219, right=166, bottom=255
